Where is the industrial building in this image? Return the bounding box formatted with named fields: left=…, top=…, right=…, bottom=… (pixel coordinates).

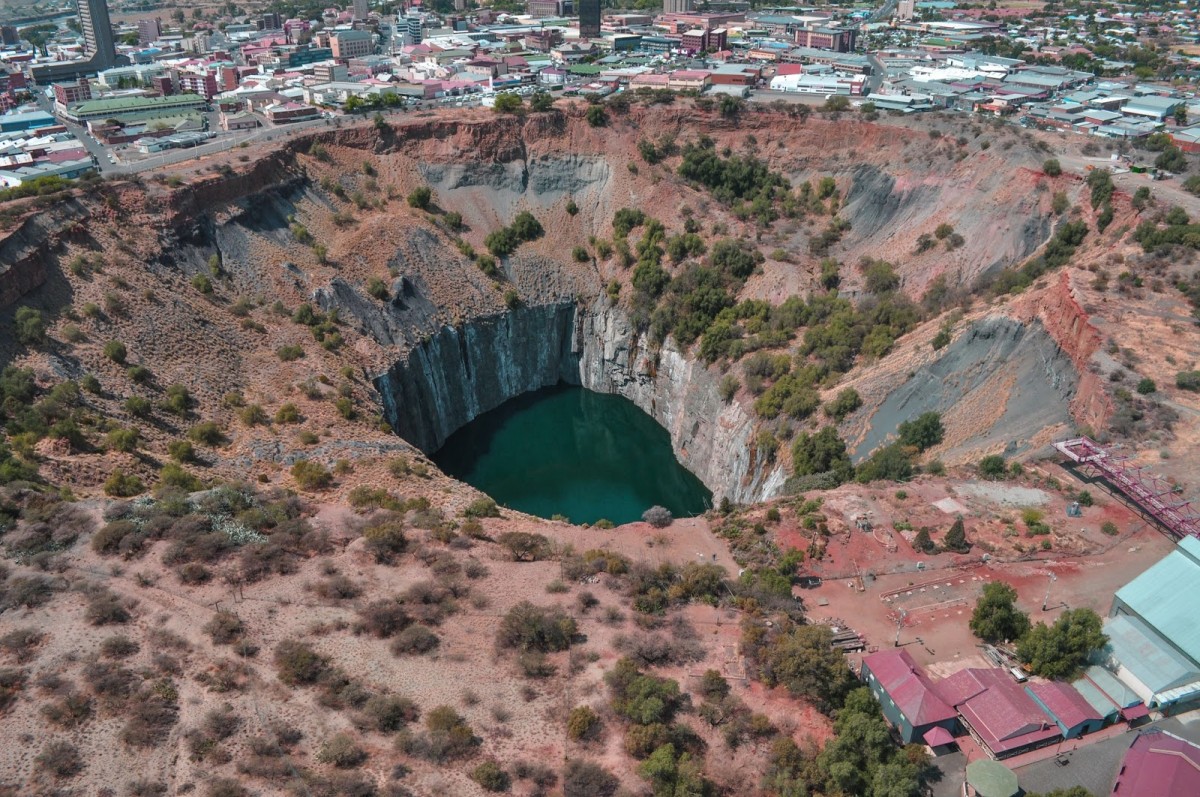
left=1104, top=536, right=1200, bottom=712
left=861, top=649, right=958, bottom=746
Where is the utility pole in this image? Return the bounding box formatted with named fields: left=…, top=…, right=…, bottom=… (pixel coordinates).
left=1042, top=572, right=1057, bottom=612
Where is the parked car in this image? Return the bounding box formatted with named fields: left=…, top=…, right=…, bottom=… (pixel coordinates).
left=796, top=576, right=822, bottom=589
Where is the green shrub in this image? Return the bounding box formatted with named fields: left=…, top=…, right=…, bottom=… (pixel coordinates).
left=465, top=497, right=500, bottom=518
left=274, top=403, right=301, bottom=424
left=471, top=760, right=511, bottom=792
left=978, top=454, right=1007, bottom=478
left=567, top=705, right=602, bottom=741
left=496, top=601, right=577, bottom=653
left=273, top=639, right=328, bottom=684
left=316, top=733, right=366, bottom=768
left=188, top=422, right=225, bottom=446
left=276, top=344, right=305, bottom=362
left=367, top=277, right=389, bottom=300
left=1042, top=159, right=1062, bottom=177
left=407, top=186, right=433, bottom=210
left=191, top=274, right=213, bottom=294
left=104, top=340, right=128, bottom=363
left=14, top=307, right=45, bottom=345
left=291, top=460, right=332, bottom=490
left=103, top=469, right=145, bottom=497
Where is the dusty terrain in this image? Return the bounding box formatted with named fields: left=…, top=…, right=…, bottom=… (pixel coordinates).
left=1, top=102, right=1198, bottom=796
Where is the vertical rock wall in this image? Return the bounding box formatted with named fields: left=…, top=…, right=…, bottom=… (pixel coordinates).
left=373, top=300, right=783, bottom=504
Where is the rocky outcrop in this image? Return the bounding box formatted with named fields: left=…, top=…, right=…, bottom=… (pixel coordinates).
left=0, top=198, right=89, bottom=309
left=374, top=300, right=784, bottom=504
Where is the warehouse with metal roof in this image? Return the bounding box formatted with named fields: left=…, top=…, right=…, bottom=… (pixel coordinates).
left=1104, top=537, right=1200, bottom=712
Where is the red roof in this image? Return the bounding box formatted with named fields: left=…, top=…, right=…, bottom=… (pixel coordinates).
left=863, top=649, right=956, bottom=727
left=923, top=726, right=955, bottom=746
left=774, top=64, right=805, bottom=76
left=1026, top=681, right=1102, bottom=731
left=937, top=669, right=1060, bottom=755
left=1112, top=730, right=1200, bottom=796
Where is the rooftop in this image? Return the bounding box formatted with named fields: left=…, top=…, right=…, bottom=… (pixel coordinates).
left=1111, top=729, right=1200, bottom=797
left=1025, top=681, right=1102, bottom=730
left=1114, top=536, right=1200, bottom=665
left=937, top=668, right=1060, bottom=755
left=863, top=649, right=957, bottom=727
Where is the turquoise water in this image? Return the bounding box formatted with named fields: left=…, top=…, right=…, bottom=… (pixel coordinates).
left=432, top=385, right=712, bottom=525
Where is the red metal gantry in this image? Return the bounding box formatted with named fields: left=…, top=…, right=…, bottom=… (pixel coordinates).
left=1054, top=436, right=1200, bottom=540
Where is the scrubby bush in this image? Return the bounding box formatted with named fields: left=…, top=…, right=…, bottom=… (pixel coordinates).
left=361, top=694, right=419, bottom=732
left=358, top=599, right=409, bottom=638
left=205, top=610, right=245, bottom=645
left=35, top=740, right=83, bottom=778
left=471, top=760, right=511, bottom=792
left=498, top=531, right=552, bottom=561
left=362, top=514, right=407, bottom=563
left=497, top=601, right=577, bottom=653
left=391, top=625, right=439, bottom=656
left=407, top=186, right=433, bottom=210
left=104, top=339, right=128, bottom=363
left=103, top=469, right=145, bottom=497
left=273, top=640, right=328, bottom=685
left=316, top=733, right=367, bottom=768
left=567, top=705, right=602, bottom=741
left=1042, top=159, right=1062, bottom=177
left=291, top=460, right=333, bottom=490
left=642, top=506, right=673, bottom=528
left=188, top=422, right=225, bottom=446
left=978, top=454, right=1007, bottom=478
left=14, top=307, right=45, bottom=346
left=86, top=590, right=131, bottom=625
left=465, top=497, right=500, bottom=518
left=563, top=760, right=619, bottom=797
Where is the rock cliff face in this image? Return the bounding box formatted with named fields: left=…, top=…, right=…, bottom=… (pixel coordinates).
left=374, top=300, right=783, bottom=504
left=0, top=198, right=89, bottom=308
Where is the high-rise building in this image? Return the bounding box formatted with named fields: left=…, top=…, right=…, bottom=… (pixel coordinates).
left=331, top=29, right=374, bottom=59
left=578, top=0, right=600, bottom=38
left=1, top=25, right=19, bottom=46
left=406, top=14, right=423, bottom=45
left=663, top=0, right=693, bottom=14
left=353, top=0, right=369, bottom=20
left=136, top=18, right=161, bottom=45
left=897, top=0, right=915, bottom=21
left=79, top=0, right=117, bottom=69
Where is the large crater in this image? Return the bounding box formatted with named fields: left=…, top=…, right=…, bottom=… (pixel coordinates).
left=373, top=299, right=784, bottom=505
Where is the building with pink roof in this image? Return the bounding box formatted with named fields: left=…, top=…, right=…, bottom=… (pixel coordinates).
left=1111, top=729, right=1200, bottom=796
left=861, top=649, right=958, bottom=745
left=1026, top=681, right=1104, bottom=739
left=936, top=668, right=1061, bottom=758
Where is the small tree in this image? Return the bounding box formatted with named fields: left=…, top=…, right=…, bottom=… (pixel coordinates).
left=585, top=105, right=608, bottom=127
left=942, top=517, right=970, bottom=553
left=912, top=528, right=936, bottom=554
left=471, top=760, right=511, bottom=792
left=1017, top=609, right=1107, bottom=679
left=497, top=601, right=576, bottom=653
left=492, top=92, right=522, bottom=114
left=291, top=460, right=332, bottom=490
left=567, top=705, right=602, bottom=741
left=897, top=412, right=944, bottom=452
left=978, top=454, right=1006, bottom=479
left=969, top=582, right=1030, bottom=643
left=14, top=307, right=45, bottom=345
left=1042, top=159, right=1062, bottom=177
left=407, top=186, right=433, bottom=210
left=642, top=506, right=673, bottom=528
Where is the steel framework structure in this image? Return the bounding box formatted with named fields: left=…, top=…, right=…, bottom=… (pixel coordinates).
left=1054, top=436, right=1200, bottom=540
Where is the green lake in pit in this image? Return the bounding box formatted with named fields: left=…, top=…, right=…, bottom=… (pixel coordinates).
left=432, top=385, right=712, bottom=526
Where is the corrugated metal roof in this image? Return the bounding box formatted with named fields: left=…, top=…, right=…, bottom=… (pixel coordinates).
left=1114, top=537, right=1200, bottom=664
left=1105, top=614, right=1200, bottom=696
left=1071, top=677, right=1119, bottom=720
left=1026, top=681, right=1102, bottom=730
left=1112, top=730, right=1200, bottom=797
